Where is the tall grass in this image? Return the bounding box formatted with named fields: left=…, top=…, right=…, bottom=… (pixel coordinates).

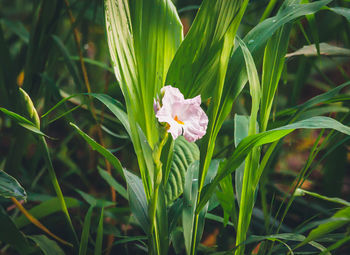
left=0, top=0, right=350, bottom=254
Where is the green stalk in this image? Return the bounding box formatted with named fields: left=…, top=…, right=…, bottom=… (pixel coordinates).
left=40, top=136, right=79, bottom=247
left=235, top=148, right=260, bottom=255
left=149, top=133, right=168, bottom=254
left=260, top=0, right=279, bottom=22
left=191, top=135, right=216, bottom=255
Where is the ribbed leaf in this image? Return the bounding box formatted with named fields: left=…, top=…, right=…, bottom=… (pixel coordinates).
left=164, top=137, right=199, bottom=203
left=105, top=0, right=182, bottom=147
left=0, top=170, right=26, bottom=200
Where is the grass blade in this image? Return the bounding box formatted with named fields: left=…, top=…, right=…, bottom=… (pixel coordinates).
left=94, top=208, right=104, bottom=255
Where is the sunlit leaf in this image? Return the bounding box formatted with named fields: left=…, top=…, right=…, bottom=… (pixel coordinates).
left=105, top=0, right=182, bottom=147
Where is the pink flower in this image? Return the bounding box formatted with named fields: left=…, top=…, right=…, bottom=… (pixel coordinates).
left=155, top=86, right=208, bottom=142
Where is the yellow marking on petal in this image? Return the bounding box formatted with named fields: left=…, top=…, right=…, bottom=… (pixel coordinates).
left=174, top=115, right=184, bottom=125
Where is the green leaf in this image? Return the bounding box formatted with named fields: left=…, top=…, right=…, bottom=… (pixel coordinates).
left=79, top=206, right=94, bottom=255
left=329, top=7, right=350, bottom=23
left=236, top=37, right=262, bottom=255
left=319, top=235, right=350, bottom=255
left=164, top=136, right=199, bottom=203
left=88, top=93, right=130, bottom=137
left=260, top=22, right=292, bottom=131
left=182, top=161, right=201, bottom=255
left=112, top=236, right=147, bottom=246
left=183, top=160, right=219, bottom=254
left=155, top=184, right=169, bottom=254
left=70, top=123, right=124, bottom=177
left=0, top=170, right=26, bottom=200
left=76, top=189, right=115, bottom=208
left=98, top=168, right=127, bottom=200
left=52, top=35, right=83, bottom=90
left=22, top=0, right=63, bottom=95
left=94, top=208, right=104, bottom=255
left=168, top=199, right=183, bottom=234
left=166, top=0, right=249, bottom=99
left=28, top=235, right=65, bottom=255
left=216, top=173, right=237, bottom=227
left=217, top=0, right=332, bottom=137
left=15, top=197, right=80, bottom=229
left=0, top=107, right=46, bottom=136
left=124, top=169, right=149, bottom=234
left=286, top=42, right=350, bottom=57
left=234, top=115, right=249, bottom=206
left=41, top=94, right=79, bottom=118
left=301, top=0, right=320, bottom=54
left=198, top=116, right=350, bottom=212
left=277, top=81, right=350, bottom=118
left=18, top=88, right=40, bottom=129
left=295, top=188, right=350, bottom=207
left=298, top=207, right=350, bottom=248
left=105, top=0, right=182, bottom=147
left=205, top=213, right=235, bottom=227
left=0, top=207, right=34, bottom=254
left=69, top=56, right=114, bottom=73
left=0, top=19, right=29, bottom=43
left=0, top=24, right=13, bottom=108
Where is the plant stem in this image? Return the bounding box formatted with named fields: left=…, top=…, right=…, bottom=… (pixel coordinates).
left=40, top=136, right=79, bottom=247
left=191, top=206, right=200, bottom=255
left=149, top=133, right=168, bottom=254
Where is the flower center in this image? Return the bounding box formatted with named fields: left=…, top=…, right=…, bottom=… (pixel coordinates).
left=174, top=115, right=184, bottom=125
